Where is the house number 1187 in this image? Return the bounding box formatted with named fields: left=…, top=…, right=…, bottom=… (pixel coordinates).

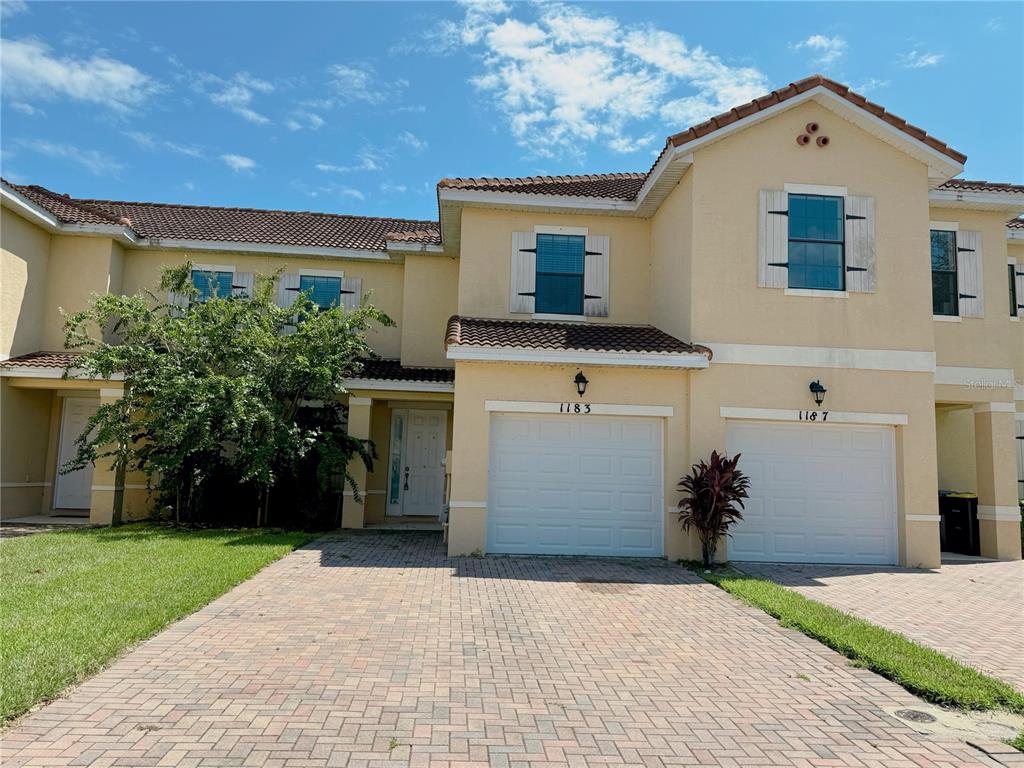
left=798, top=410, right=829, bottom=422
left=560, top=403, right=592, bottom=414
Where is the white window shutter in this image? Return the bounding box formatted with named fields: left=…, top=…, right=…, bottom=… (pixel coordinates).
left=340, top=276, right=362, bottom=311
left=510, top=231, right=537, bottom=314
left=956, top=230, right=984, bottom=318
left=583, top=234, right=609, bottom=317
left=844, top=195, right=876, bottom=292
left=1014, top=263, right=1024, bottom=317
left=758, top=190, right=788, bottom=288
left=232, top=271, right=255, bottom=298
left=277, top=273, right=301, bottom=308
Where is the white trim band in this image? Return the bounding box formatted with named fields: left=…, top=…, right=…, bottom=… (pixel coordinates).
left=447, top=345, right=709, bottom=369
left=448, top=501, right=487, bottom=509
left=935, top=366, right=1016, bottom=388
left=720, top=406, right=908, bottom=426
left=905, top=514, right=941, bottom=522
left=977, top=505, right=1022, bottom=522
left=784, top=288, right=849, bottom=299
left=0, top=481, right=52, bottom=488
left=348, top=396, right=373, bottom=406
left=346, top=378, right=454, bottom=394
left=701, top=343, right=935, bottom=372
left=785, top=183, right=848, bottom=197
left=486, top=400, right=674, bottom=417
left=90, top=484, right=148, bottom=491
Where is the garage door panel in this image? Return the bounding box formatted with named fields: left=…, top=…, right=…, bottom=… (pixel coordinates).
left=488, top=413, right=664, bottom=557
left=728, top=422, right=897, bottom=565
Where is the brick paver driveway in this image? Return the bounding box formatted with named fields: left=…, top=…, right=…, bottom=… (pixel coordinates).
left=740, top=559, right=1024, bottom=692
left=2, top=533, right=1005, bottom=767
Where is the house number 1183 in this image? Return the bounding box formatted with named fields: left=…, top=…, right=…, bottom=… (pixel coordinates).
left=798, top=410, right=829, bottom=422
left=560, top=403, right=592, bottom=414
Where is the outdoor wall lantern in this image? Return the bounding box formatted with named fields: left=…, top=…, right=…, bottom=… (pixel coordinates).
left=574, top=370, right=589, bottom=398
left=809, top=380, right=827, bottom=407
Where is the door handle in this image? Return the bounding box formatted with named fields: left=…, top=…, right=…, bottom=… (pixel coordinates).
left=403, top=467, right=409, bottom=491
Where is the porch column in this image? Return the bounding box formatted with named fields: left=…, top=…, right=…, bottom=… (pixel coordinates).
left=342, top=396, right=372, bottom=529
left=88, top=387, right=123, bottom=525
left=973, top=403, right=1022, bottom=560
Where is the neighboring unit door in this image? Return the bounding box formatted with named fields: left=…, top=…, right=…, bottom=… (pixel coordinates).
left=487, top=413, right=664, bottom=556
left=386, top=409, right=447, bottom=518
left=54, top=397, right=100, bottom=510
left=726, top=421, right=898, bottom=565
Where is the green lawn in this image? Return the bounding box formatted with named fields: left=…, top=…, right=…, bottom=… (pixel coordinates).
left=0, top=523, right=313, bottom=724
left=693, top=566, right=1024, bottom=715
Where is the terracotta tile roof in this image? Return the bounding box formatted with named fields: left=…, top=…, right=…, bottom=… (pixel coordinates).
left=3, top=180, right=440, bottom=252
left=667, top=74, right=966, bottom=164
left=938, top=179, right=1024, bottom=194
left=385, top=229, right=443, bottom=245
left=1, top=351, right=81, bottom=369
left=355, top=359, right=454, bottom=384
left=445, top=315, right=709, bottom=357
left=438, top=173, right=647, bottom=201
left=1009, top=217, right=1024, bottom=230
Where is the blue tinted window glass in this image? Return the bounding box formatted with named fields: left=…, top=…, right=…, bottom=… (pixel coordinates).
left=787, top=194, right=844, bottom=290
left=299, top=275, right=342, bottom=310
left=191, top=270, right=233, bottom=301
left=930, top=230, right=958, bottom=316
left=535, top=234, right=584, bottom=314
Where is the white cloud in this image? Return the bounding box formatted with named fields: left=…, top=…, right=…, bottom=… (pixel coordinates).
left=9, top=100, right=41, bottom=115
left=607, top=134, right=656, bottom=154
left=19, top=138, right=124, bottom=176
left=0, top=37, right=160, bottom=113
left=315, top=145, right=386, bottom=173
left=435, top=2, right=769, bottom=158
left=381, top=181, right=408, bottom=194
left=791, top=34, right=847, bottom=67
left=285, top=110, right=325, bottom=131
left=200, top=72, right=274, bottom=124
left=328, top=63, right=407, bottom=105
left=220, top=153, right=256, bottom=172
left=1, top=0, right=28, bottom=19
left=339, top=187, right=365, bottom=200
left=986, top=17, right=1005, bottom=32
left=396, top=130, right=427, bottom=151
left=854, top=77, right=889, bottom=93
left=124, top=130, right=202, bottom=158
left=899, top=50, right=943, bottom=68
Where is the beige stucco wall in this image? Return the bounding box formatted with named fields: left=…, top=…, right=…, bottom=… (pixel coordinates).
left=935, top=405, right=977, bottom=492
left=448, top=361, right=696, bottom=559
left=399, top=253, right=458, bottom=368
left=0, top=380, right=54, bottom=518
left=120, top=248, right=407, bottom=360
left=930, top=208, right=1018, bottom=370
left=688, top=363, right=942, bottom=568
left=1006, top=240, right=1024, bottom=387
left=684, top=100, right=935, bottom=352
left=1, top=206, right=51, bottom=358
left=649, top=172, right=693, bottom=342
left=457, top=207, right=653, bottom=324
left=40, top=235, right=121, bottom=351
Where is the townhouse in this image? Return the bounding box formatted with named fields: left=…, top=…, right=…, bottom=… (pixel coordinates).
left=2, top=75, right=1022, bottom=566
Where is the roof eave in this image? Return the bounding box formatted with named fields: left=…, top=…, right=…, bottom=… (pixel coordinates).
left=929, top=189, right=1024, bottom=214
left=445, top=344, right=710, bottom=369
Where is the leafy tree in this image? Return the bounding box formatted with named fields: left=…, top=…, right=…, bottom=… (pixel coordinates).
left=61, top=263, right=392, bottom=527
left=678, top=451, right=751, bottom=567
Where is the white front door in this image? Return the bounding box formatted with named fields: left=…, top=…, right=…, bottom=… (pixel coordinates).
left=487, top=413, right=664, bottom=556
left=55, top=397, right=100, bottom=510
left=386, top=409, right=446, bottom=517
left=726, top=421, right=898, bottom=565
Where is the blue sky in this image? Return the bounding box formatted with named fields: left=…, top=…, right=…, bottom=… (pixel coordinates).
left=1, top=1, right=1021, bottom=221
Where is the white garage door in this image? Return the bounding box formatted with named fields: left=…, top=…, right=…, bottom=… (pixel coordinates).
left=727, top=421, right=897, bottom=565
left=488, top=413, right=664, bottom=556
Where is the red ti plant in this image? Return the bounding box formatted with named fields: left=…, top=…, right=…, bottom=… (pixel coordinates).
left=678, top=451, right=750, bottom=567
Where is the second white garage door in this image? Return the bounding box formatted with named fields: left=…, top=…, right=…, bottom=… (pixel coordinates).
left=488, top=413, right=664, bottom=556
left=727, top=421, right=898, bottom=565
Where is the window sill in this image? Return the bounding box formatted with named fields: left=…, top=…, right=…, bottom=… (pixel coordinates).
left=1010, top=316, right=1020, bottom=322
left=933, top=315, right=962, bottom=322
left=783, top=288, right=849, bottom=299
left=532, top=313, right=587, bottom=322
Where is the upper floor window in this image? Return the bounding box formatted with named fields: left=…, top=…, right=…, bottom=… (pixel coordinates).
left=930, top=230, right=958, bottom=316
left=299, top=274, right=343, bottom=310
left=787, top=194, right=844, bottom=291
left=1009, top=264, right=1019, bottom=318
left=535, top=233, right=585, bottom=315
left=191, top=269, right=233, bottom=302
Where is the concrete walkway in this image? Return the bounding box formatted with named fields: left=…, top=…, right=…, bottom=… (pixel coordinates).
left=2, top=532, right=1010, bottom=767
left=740, top=559, right=1024, bottom=692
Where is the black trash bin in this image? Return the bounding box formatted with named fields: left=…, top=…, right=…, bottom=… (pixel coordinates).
left=938, top=491, right=980, bottom=556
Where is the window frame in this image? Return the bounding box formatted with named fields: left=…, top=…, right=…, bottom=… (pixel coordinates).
left=786, top=193, right=846, bottom=292
left=533, top=232, right=586, bottom=317
left=1009, top=262, right=1019, bottom=319
left=190, top=263, right=235, bottom=302
left=929, top=228, right=960, bottom=318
